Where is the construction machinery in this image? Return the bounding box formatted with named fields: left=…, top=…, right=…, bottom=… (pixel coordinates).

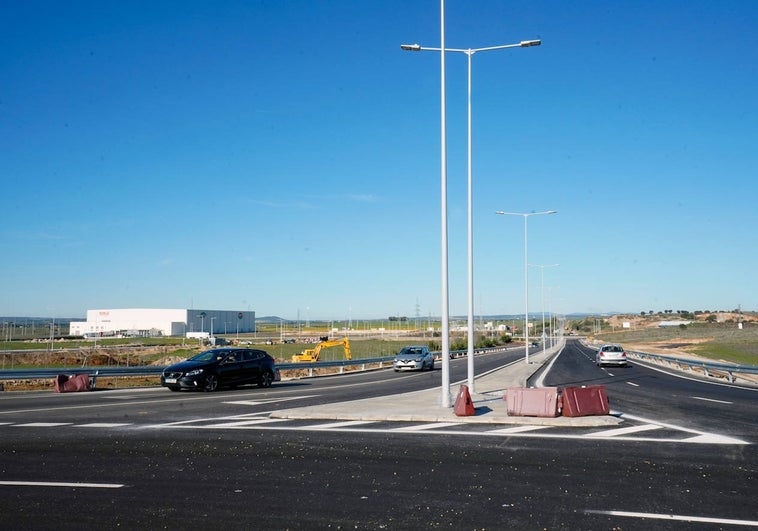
left=291, top=338, right=352, bottom=363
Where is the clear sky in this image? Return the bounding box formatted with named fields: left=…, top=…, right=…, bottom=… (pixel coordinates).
left=1, top=1, right=756, bottom=320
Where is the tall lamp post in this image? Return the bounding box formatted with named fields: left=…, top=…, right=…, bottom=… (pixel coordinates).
left=531, top=263, right=559, bottom=357
left=402, top=39, right=540, bottom=393
left=400, top=0, right=453, bottom=407
left=496, top=210, right=556, bottom=364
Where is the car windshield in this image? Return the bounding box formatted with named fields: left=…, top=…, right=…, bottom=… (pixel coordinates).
left=189, top=350, right=228, bottom=362
left=399, top=347, right=423, bottom=355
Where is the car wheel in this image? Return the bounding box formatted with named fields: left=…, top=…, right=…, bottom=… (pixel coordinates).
left=258, top=371, right=273, bottom=388
left=203, top=374, right=219, bottom=392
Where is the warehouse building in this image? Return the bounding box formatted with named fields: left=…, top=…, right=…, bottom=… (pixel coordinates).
left=69, top=308, right=256, bottom=338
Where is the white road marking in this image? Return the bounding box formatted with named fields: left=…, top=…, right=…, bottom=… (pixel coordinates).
left=585, top=509, right=758, bottom=527
left=224, top=395, right=318, bottom=406
left=488, top=425, right=549, bottom=435
left=590, top=424, right=662, bottom=437
left=626, top=381, right=640, bottom=387
left=310, top=420, right=376, bottom=429
left=393, top=422, right=464, bottom=431
left=192, top=418, right=291, bottom=428
left=692, top=396, right=732, bottom=404
left=75, top=423, right=132, bottom=428
left=617, top=412, right=749, bottom=445
left=13, top=422, right=72, bottom=427
left=0, top=480, right=123, bottom=489
left=683, top=433, right=749, bottom=444
left=0, top=392, right=319, bottom=417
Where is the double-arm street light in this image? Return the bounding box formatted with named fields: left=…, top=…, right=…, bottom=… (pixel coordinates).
left=495, top=210, right=556, bottom=364
left=402, top=38, right=541, bottom=393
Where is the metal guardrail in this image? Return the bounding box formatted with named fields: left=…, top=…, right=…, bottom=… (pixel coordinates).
left=0, top=344, right=526, bottom=390
left=628, top=350, right=758, bottom=385
left=0, top=357, right=398, bottom=386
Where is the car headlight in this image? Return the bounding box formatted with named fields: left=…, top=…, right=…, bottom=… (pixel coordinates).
left=185, top=369, right=204, bottom=377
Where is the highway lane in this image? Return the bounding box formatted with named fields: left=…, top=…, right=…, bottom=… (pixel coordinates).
left=0, top=348, right=522, bottom=425
left=543, top=340, right=758, bottom=442
left=1, top=342, right=756, bottom=529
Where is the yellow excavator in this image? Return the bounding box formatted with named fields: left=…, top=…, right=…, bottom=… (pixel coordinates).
left=291, top=337, right=352, bottom=363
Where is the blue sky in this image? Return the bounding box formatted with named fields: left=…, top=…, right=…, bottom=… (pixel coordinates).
left=1, top=1, right=756, bottom=320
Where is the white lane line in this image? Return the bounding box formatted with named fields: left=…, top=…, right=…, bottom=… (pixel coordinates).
left=0, top=480, right=124, bottom=489
left=148, top=411, right=280, bottom=427
left=203, top=418, right=291, bottom=428
left=590, top=424, right=662, bottom=437
left=488, top=425, right=550, bottom=435
left=626, top=382, right=640, bottom=387
left=585, top=509, right=758, bottom=527
left=0, top=393, right=320, bottom=417
left=310, top=420, right=376, bottom=429
left=75, top=423, right=132, bottom=428
left=13, top=422, right=73, bottom=427
left=224, top=396, right=318, bottom=406
left=692, top=396, right=732, bottom=405
left=393, top=422, right=464, bottom=432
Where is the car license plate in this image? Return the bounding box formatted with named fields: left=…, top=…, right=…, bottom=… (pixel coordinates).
left=164, top=378, right=177, bottom=384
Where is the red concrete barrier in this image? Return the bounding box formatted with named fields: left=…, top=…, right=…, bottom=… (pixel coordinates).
left=54, top=374, right=91, bottom=393
left=504, top=387, right=559, bottom=417
left=454, top=385, right=475, bottom=416
left=561, top=385, right=609, bottom=417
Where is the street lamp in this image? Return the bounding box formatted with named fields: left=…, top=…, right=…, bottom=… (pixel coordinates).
left=531, top=263, right=559, bottom=357
left=402, top=38, right=541, bottom=393
left=496, top=210, right=556, bottom=364
left=397, top=1, right=451, bottom=407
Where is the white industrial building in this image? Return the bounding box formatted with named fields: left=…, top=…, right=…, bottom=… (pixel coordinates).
left=69, top=308, right=256, bottom=338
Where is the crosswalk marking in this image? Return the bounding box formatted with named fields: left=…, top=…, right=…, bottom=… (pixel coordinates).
left=1, top=414, right=749, bottom=445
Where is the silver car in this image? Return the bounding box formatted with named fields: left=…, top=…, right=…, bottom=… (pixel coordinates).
left=393, top=346, right=434, bottom=372
left=596, top=344, right=628, bottom=367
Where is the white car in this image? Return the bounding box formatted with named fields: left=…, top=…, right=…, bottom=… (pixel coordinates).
left=596, top=344, right=628, bottom=367
left=393, top=346, right=434, bottom=372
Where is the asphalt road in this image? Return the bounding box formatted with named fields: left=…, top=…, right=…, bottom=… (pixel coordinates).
left=1, top=340, right=756, bottom=530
